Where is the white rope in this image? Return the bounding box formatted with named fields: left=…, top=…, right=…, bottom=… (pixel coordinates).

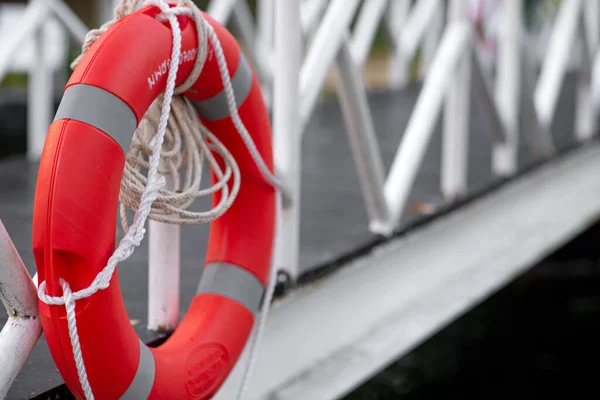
left=37, top=1, right=281, bottom=399
left=119, top=95, right=242, bottom=228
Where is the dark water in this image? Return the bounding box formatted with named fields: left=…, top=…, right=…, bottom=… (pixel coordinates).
left=345, top=220, right=600, bottom=399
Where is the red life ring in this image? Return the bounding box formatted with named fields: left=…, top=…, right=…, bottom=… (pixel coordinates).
left=32, top=4, right=275, bottom=399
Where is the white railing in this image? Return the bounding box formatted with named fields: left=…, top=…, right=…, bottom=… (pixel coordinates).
left=271, top=0, right=600, bottom=282
left=1, top=0, right=600, bottom=396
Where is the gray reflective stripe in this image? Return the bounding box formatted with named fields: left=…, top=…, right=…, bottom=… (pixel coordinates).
left=197, top=262, right=264, bottom=314
left=191, top=52, right=253, bottom=121
left=54, top=83, right=137, bottom=152
left=120, top=340, right=156, bottom=400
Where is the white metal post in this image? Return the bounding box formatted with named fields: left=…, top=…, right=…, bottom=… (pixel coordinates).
left=575, top=4, right=597, bottom=141
left=257, top=0, right=274, bottom=63
left=493, top=0, right=522, bottom=176
left=387, top=0, right=411, bottom=88
left=442, top=0, right=472, bottom=200
left=0, top=221, right=41, bottom=399
left=148, top=170, right=180, bottom=332
left=273, top=0, right=302, bottom=280
left=335, top=40, right=393, bottom=236
left=27, top=23, right=53, bottom=161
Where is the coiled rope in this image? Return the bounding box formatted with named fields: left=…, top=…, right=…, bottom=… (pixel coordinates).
left=37, top=1, right=281, bottom=399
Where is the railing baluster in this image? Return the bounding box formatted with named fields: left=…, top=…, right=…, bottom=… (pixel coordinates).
left=273, top=0, right=302, bottom=281
left=441, top=0, right=472, bottom=200
left=493, top=0, right=522, bottom=176
left=148, top=164, right=181, bottom=332
left=27, top=23, right=52, bottom=161
left=575, top=8, right=596, bottom=141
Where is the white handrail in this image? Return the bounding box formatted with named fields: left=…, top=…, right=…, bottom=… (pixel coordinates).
left=147, top=166, right=181, bottom=332
left=493, top=0, right=522, bottom=175
left=273, top=0, right=302, bottom=283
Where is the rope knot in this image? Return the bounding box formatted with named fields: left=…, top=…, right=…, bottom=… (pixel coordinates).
left=37, top=281, right=65, bottom=306
left=147, top=0, right=190, bottom=21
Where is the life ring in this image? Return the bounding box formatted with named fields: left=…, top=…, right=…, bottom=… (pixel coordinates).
left=32, top=4, right=275, bottom=399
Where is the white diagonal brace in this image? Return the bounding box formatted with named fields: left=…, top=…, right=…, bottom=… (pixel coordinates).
left=299, top=0, right=361, bottom=130
left=335, top=38, right=393, bottom=236
left=350, top=0, right=389, bottom=67
left=0, top=221, right=41, bottom=399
